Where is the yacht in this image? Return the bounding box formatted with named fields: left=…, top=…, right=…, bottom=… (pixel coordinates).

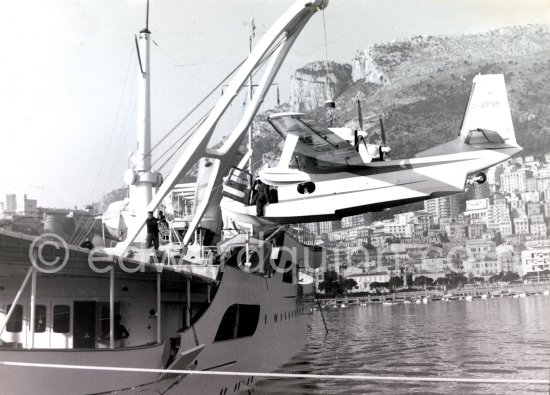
left=0, top=1, right=328, bottom=393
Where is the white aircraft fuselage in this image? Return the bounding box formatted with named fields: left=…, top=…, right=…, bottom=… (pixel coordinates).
left=222, top=144, right=520, bottom=225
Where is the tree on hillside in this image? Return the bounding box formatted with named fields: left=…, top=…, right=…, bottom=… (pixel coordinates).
left=318, top=271, right=340, bottom=296
left=389, top=276, right=404, bottom=289
left=318, top=271, right=358, bottom=296
left=489, top=273, right=504, bottom=283
left=492, top=232, right=503, bottom=246
left=413, top=276, right=434, bottom=287
left=502, top=272, right=520, bottom=282
left=447, top=273, right=468, bottom=288
left=434, top=277, right=449, bottom=286
left=469, top=276, right=485, bottom=283
left=343, top=278, right=358, bottom=292
left=369, top=282, right=382, bottom=289
left=369, top=281, right=390, bottom=292
left=523, top=271, right=540, bottom=280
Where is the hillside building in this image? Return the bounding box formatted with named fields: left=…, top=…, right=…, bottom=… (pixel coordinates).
left=513, top=216, right=530, bottom=235
left=341, top=214, right=369, bottom=229
left=423, top=194, right=465, bottom=218
left=530, top=222, right=548, bottom=238
left=463, top=239, right=499, bottom=278
left=496, top=244, right=520, bottom=273
left=1, top=193, right=38, bottom=217
left=510, top=199, right=526, bottom=217
left=537, top=177, right=550, bottom=191
left=465, top=181, right=491, bottom=200
left=500, top=169, right=532, bottom=193
left=521, top=248, right=550, bottom=276
left=487, top=203, right=512, bottom=231
left=318, top=221, right=332, bottom=235
left=463, top=198, right=489, bottom=224
left=520, top=191, right=541, bottom=202
left=444, top=219, right=468, bottom=241
left=526, top=202, right=541, bottom=216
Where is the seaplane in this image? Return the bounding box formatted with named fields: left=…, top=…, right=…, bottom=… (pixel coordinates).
left=221, top=73, right=522, bottom=225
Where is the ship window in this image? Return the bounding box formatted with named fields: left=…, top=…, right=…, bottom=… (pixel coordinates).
left=53, top=305, right=70, bottom=333
left=214, top=304, right=260, bottom=342
left=6, top=304, right=23, bottom=333
left=35, top=305, right=47, bottom=333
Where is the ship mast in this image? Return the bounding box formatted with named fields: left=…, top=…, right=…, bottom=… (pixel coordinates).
left=115, top=0, right=330, bottom=253
left=247, top=18, right=255, bottom=174
left=126, top=0, right=158, bottom=220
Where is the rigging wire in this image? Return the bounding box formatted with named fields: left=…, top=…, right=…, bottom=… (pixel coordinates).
left=72, top=97, right=138, bottom=248
left=146, top=58, right=247, bottom=160
left=69, top=44, right=136, bottom=245
left=147, top=32, right=289, bottom=175
left=149, top=8, right=311, bottom=180
left=155, top=111, right=211, bottom=172
left=149, top=112, right=208, bottom=171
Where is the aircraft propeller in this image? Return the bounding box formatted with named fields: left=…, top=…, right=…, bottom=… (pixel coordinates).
left=357, top=99, right=364, bottom=131
left=355, top=99, right=391, bottom=160
left=379, top=117, right=386, bottom=145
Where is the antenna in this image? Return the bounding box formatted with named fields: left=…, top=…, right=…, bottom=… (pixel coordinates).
left=142, top=0, right=151, bottom=33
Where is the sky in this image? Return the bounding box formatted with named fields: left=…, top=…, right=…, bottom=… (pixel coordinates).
left=1, top=0, right=549, bottom=209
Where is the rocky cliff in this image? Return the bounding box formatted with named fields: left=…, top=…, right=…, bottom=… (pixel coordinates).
left=274, top=24, right=550, bottom=163
left=352, top=25, right=550, bottom=85
left=290, top=61, right=352, bottom=111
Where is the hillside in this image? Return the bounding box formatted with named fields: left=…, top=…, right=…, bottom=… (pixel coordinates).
left=250, top=24, right=550, bottom=169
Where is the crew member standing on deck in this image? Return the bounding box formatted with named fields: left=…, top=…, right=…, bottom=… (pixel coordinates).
left=158, top=211, right=167, bottom=226
left=80, top=237, right=94, bottom=250
left=146, top=211, right=159, bottom=250
left=114, top=314, right=129, bottom=347
left=253, top=179, right=270, bottom=217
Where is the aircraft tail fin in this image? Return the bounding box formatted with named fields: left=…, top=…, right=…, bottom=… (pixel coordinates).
left=459, top=74, right=517, bottom=146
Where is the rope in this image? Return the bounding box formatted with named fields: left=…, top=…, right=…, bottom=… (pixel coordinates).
left=0, top=361, right=547, bottom=385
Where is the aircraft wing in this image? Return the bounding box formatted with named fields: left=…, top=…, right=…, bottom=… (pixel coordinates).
left=268, top=113, right=364, bottom=173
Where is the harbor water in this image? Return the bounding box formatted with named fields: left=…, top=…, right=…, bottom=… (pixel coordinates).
left=255, top=296, right=550, bottom=394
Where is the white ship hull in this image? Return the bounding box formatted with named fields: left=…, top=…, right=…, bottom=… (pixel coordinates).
left=0, top=230, right=311, bottom=394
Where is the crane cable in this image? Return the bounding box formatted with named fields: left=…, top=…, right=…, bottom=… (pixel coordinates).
left=321, top=7, right=331, bottom=102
